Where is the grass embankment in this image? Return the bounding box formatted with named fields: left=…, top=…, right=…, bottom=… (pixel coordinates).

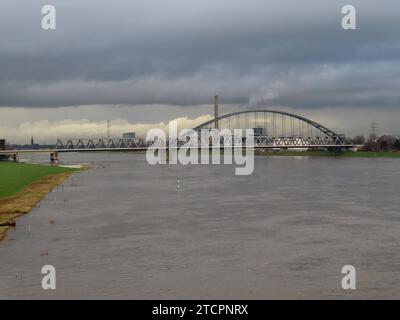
left=256, top=151, right=400, bottom=158
left=0, top=162, right=78, bottom=241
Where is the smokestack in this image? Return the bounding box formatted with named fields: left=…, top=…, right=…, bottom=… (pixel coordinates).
left=214, top=95, right=219, bottom=129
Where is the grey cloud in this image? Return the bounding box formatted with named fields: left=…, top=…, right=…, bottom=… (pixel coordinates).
left=0, top=0, right=399, bottom=109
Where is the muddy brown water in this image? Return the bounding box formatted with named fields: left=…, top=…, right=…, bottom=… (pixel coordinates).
left=0, top=153, right=399, bottom=299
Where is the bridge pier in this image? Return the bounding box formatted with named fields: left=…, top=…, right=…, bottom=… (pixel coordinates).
left=50, top=151, right=59, bottom=165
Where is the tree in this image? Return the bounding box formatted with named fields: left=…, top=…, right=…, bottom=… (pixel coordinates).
left=352, top=135, right=365, bottom=145
left=394, top=139, right=400, bottom=151
left=379, top=139, right=389, bottom=151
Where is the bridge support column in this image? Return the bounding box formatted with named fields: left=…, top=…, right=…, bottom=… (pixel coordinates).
left=50, top=152, right=59, bottom=165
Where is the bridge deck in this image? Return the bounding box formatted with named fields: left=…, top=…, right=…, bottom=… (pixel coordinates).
left=0, top=144, right=355, bottom=154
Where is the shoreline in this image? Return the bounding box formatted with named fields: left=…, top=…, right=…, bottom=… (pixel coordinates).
left=0, top=171, right=76, bottom=242
left=255, top=151, right=400, bottom=158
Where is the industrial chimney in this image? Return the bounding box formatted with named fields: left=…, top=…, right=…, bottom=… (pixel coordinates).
left=214, top=95, right=219, bottom=129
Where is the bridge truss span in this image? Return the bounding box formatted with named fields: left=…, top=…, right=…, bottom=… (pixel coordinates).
left=56, top=138, right=151, bottom=150
left=192, top=109, right=353, bottom=149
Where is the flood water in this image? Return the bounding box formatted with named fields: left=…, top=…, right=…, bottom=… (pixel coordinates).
left=0, top=153, right=400, bottom=299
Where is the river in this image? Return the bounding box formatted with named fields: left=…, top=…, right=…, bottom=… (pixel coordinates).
left=0, top=153, right=399, bottom=299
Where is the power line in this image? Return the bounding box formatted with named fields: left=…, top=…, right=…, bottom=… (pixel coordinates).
left=370, top=120, right=378, bottom=142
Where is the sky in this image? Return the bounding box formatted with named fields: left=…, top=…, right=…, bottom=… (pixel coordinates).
left=0, top=0, right=399, bottom=143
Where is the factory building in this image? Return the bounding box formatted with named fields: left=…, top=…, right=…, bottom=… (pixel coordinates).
left=122, top=132, right=136, bottom=139
left=253, top=127, right=267, bottom=137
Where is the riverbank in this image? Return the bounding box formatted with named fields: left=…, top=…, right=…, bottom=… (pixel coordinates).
left=0, top=162, right=79, bottom=241
left=255, top=150, right=400, bottom=158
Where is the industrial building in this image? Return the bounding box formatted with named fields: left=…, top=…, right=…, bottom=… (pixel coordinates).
left=253, top=127, right=267, bottom=137
left=122, top=132, right=136, bottom=139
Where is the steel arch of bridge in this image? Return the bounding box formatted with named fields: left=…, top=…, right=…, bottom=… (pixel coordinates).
left=192, top=109, right=353, bottom=148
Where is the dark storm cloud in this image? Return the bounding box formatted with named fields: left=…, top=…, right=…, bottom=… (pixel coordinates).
left=0, top=0, right=399, bottom=108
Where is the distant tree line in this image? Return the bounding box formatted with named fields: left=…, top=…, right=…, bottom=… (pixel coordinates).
left=352, top=135, right=400, bottom=152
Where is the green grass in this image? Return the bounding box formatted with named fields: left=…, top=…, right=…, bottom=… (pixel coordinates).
left=0, top=162, right=77, bottom=199
left=256, top=151, right=400, bottom=158
left=340, top=151, right=400, bottom=158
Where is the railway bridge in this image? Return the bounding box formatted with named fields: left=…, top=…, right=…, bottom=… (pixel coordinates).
left=0, top=109, right=354, bottom=161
